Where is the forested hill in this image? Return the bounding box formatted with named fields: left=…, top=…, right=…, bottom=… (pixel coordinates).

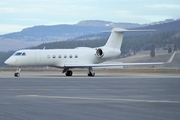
left=136, top=19, right=180, bottom=32
left=34, top=30, right=180, bottom=52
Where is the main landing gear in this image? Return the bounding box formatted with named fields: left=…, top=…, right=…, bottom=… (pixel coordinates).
left=63, top=68, right=73, bottom=76
left=14, top=67, right=21, bottom=77
left=62, top=67, right=95, bottom=77
left=88, top=67, right=95, bottom=77
left=66, top=70, right=73, bottom=76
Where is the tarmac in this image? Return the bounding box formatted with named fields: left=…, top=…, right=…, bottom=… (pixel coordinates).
left=0, top=71, right=180, bottom=120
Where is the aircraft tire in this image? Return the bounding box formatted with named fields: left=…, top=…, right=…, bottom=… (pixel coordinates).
left=66, top=70, right=73, bottom=76
left=14, top=73, right=20, bottom=77
left=88, top=72, right=95, bottom=77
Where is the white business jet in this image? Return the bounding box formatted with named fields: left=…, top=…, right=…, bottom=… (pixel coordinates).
left=4, top=28, right=176, bottom=77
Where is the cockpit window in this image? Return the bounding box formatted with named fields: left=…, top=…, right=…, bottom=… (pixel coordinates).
left=13, top=52, right=26, bottom=56
left=22, top=52, right=26, bottom=56
left=14, top=52, right=22, bottom=56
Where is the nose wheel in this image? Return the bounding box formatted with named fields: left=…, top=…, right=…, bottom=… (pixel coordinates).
left=14, top=73, right=20, bottom=77
left=14, top=67, right=21, bottom=77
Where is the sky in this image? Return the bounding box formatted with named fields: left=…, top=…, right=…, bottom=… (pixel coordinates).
left=0, top=0, right=180, bottom=35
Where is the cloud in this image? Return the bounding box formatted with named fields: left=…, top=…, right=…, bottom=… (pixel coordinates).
left=148, top=4, right=180, bottom=9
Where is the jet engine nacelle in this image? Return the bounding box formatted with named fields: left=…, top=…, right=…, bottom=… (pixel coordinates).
left=96, top=48, right=104, bottom=58
left=95, top=47, right=120, bottom=59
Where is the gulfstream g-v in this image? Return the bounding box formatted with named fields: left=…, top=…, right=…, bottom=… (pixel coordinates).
left=4, top=28, right=175, bottom=77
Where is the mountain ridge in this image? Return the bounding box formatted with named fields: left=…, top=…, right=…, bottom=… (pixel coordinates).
left=76, top=20, right=142, bottom=28
left=0, top=19, right=180, bottom=51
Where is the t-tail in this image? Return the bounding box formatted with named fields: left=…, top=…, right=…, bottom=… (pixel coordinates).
left=104, top=28, right=156, bottom=49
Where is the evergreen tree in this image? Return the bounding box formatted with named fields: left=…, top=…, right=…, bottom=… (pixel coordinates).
left=168, top=46, right=172, bottom=53
left=150, top=50, right=155, bottom=58
left=150, top=44, right=155, bottom=58
left=174, top=43, right=177, bottom=51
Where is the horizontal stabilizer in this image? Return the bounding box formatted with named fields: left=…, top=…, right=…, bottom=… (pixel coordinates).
left=102, top=28, right=156, bottom=33
left=113, top=28, right=156, bottom=32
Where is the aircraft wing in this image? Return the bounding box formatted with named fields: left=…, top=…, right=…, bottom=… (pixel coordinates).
left=64, top=62, right=165, bottom=68
left=64, top=52, right=176, bottom=68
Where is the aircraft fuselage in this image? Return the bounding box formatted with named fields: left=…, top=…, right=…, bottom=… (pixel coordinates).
left=5, top=47, right=121, bottom=68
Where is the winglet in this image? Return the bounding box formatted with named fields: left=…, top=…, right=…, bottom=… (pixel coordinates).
left=166, top=51, right=176, bottom=63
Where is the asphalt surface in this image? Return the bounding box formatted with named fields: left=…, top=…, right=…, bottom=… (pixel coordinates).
left=0, top=71, right=180, bottom=120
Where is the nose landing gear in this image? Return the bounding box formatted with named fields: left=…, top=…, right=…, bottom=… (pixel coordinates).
left=14, top=67, right=21, bottom=77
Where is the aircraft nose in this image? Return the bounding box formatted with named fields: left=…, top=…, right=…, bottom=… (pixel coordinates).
left=4, top=59, right=10, bottom=65
left=4, top=57, right=15, bottom=66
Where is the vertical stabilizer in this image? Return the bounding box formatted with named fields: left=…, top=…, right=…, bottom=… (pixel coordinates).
left=104, top=28, right=156, bottom=49
left=104, top=28, right=125, bottom=49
